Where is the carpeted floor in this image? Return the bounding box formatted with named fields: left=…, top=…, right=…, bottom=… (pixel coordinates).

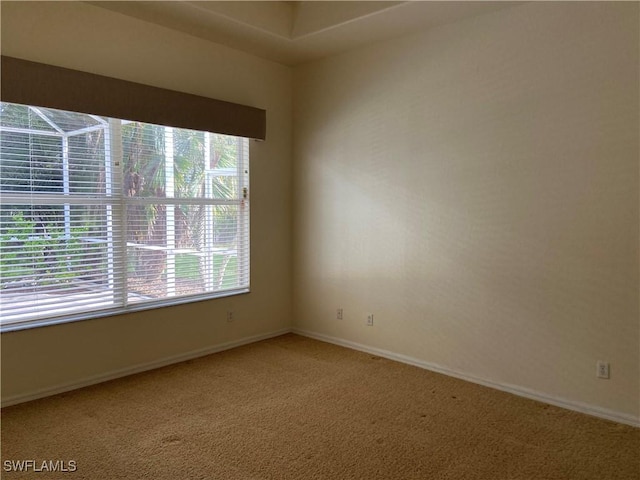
left=1, top=333, right=638, bottom=479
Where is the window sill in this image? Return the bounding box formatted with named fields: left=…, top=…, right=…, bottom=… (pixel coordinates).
left=0, top=288, right=250, bottom=333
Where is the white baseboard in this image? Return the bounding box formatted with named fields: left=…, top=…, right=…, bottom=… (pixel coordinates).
left=293, top=328, right=640, bottom=428
left=1, top=328, right=292, bottom=408
left=5, top=326, right=638, bottom=428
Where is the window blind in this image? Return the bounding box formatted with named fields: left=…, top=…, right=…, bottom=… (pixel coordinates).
left=0, top=102, right=250, bottom=329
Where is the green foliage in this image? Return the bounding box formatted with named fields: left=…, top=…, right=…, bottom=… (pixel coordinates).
left=0, top=212, right=37, bottom=284
left=0, top=211, right=99, bottom=289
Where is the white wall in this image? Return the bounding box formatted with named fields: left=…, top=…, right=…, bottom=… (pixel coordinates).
left=1, top=1, right=292, bottom=402
left=293, top=2, right=639, bottom=421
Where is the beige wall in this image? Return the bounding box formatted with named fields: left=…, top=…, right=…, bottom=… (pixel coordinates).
left=293, top=2, right=639, bottom=419
left=2, top=1, right=638, bottom=423
left=0, top=1, right=292, bottom=400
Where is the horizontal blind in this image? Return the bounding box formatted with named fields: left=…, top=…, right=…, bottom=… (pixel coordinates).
left=0, top=103, right=123, bottom=323
left=0, top=102, right=249, bottom=328
left=120, top=121, right=250, bottom=305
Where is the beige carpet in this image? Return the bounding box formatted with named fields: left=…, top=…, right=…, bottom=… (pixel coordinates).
left=1, top=333, right=638, bottom=479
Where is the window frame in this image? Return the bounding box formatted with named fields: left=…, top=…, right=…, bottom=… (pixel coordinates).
left=0, top=103, right=251, bottom=332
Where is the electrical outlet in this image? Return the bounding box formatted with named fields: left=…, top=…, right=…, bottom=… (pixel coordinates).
left=367, top=314, right=374, bottom=326
left=597, top=361, right=610, bottom=379
left=227, top=311, right=234, bottom=322
left=336, top=308, right=343, bottom=320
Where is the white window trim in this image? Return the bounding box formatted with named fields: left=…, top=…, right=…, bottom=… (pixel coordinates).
left=0, top=106, right=251, bottom=332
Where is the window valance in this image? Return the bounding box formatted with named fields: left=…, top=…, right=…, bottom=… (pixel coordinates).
left=1, top=56, right=266, bottom=140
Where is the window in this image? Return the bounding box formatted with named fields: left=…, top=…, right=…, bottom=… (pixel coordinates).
left=0, top=102, right=250, bottom=330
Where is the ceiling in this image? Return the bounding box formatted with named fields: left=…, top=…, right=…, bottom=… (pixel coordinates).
left=89, top=1, right=521, bottom=66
